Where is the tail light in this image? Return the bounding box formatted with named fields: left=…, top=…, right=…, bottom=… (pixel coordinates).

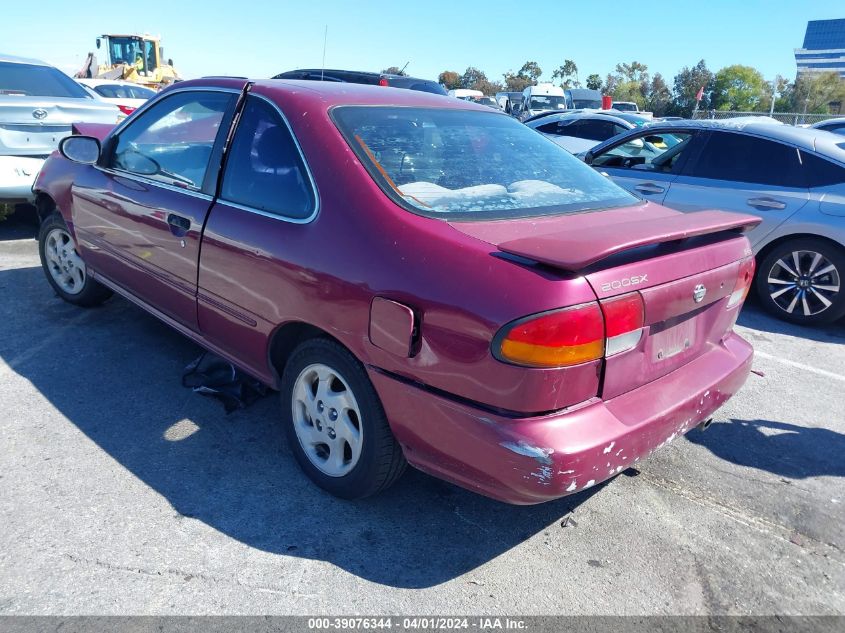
left=600, top=292, right=644, bottom=356
left=727, top=258, right=756, bottom=308
left=496, top=302, right=605, bottom=368
left=495, top=293, right=645, bottom=368
left=118, top=105, right=137, bottom=116
left=378, top=78, right=389, bottom=87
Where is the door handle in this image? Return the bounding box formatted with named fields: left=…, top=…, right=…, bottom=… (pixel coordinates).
left=635, top=183, right=665, bottom=194
left=747, top=197, right=786, bottom=210
left=166, top=213, right=191, bottom=234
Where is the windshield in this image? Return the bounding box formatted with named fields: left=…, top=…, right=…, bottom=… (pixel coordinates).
left=93, top=84, right=156, bottom=99
left=0, top=61, right=91, bottom=98
left=333, top=106, right=637, bottom=220
left=614, top=103, right=638, bottom=112
left=572, top=99, right=602, bottom=109
left=107, top=36, right=155, bottom=72
left=529, top=96, right=566, bottom=111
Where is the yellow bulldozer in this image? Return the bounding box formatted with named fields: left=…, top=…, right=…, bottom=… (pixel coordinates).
left=76, top=34, right=180, bottom=90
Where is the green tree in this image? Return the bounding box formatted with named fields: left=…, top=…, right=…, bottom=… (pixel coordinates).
left=382, top=66, right=403, bottom=75
left=670, top=60, right=714, bottom=116
left=790, top=72, right=845, bottom=114
left=606, top=61, right=650, bottom=108
left=644, top=73, right=672, bottom=116
left=502, top=72, right=533, bottom=92
left=518, top=61, right=543, bottom=83
left=460, top=67, right=488, bottom=91
left=552, top=60, right=579, bottom=88
left=585, top=73, right=602, bottom=91
left=438, top=70, right=461, bottom=90
left=615, top=61, right=649, bottom=84
left=711, top=64, right=768, bottom=111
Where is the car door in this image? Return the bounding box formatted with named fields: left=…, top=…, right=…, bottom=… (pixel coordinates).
left=661, top=131, right=810, bottom=249
left=196, top=92, right=318, bottom=378
left=588, top=128, right=700, bottom=204
left=70, top=88, right=238, bottom=328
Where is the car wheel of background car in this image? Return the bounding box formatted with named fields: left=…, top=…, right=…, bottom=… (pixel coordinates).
left=280, top=338, right=406, bottom=499
left=756, top=237, right=845, bottom=325
left=38, top=213, right=112, bottom=307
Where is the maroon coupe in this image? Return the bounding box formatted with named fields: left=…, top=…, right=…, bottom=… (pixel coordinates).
left=32, top=78, right=760, bottom=504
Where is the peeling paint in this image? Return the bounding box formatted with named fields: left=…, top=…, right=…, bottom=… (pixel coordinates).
left=584, top=479, right=596, bottom=489
left=500, top=441, right=554, bottom=465
left=557, top=469, right=575, bottom=475
left=566, top=480, right=578, bottom=492
left=529, top=465, right=553, bottom=485
left=602, top=441, right=615, bottom=454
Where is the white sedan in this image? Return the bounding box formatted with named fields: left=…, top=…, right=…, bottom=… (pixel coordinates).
left=76, top=79, right=156, bottom=118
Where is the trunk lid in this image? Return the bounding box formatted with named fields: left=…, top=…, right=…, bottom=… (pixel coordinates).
left=449, top=203, right=760, bottom=399
left=0, top=96, right=119, bottom=156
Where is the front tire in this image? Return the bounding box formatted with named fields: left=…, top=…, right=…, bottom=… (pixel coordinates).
left=280, top=338, right=406, bottom=499
left=38, top=213, right=112, bottom=307
left=756, top=238, right=845, bottom=325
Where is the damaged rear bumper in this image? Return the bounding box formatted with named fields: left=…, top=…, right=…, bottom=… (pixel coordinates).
left=369, top=333, right=753, bottom=505
left=0, top=156, right=45, bottom=203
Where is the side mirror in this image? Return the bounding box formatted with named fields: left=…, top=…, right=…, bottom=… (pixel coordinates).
left=59, top=136, right=101, bottom=165
left=96, top=38, right=101, bottom=49
left=644, top=135, right=663, bottom=144
left=629, top=138, right=645, bottom=149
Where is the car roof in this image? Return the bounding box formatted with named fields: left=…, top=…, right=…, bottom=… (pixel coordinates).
left=590, top=117, right=845, bottom=161
left=168, top=77, right=485, bottom=111
left=812, top=117, right=845, bottom=128
left=526, top=110, right=634, bottom=128
left=0, top=53, right=50, bottom=66
left=77, top=78, right=152, bottom=87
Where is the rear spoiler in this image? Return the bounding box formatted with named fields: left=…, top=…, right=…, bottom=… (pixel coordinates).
left=497, top=210, right=761, bottom=271
left=71, top=122, right=115, bottom=141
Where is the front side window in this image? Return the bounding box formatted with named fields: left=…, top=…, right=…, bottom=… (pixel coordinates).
left=0, top=61, right=90, bottom=99
left=220, top=96, right=315, bottom=219
left=111, top=90, right=232, bottom=189
left=690, top=132, right=804, bottom=187
left=333, top=106, right=637, bottom=220
left=592, top=131, right=693, bottom=173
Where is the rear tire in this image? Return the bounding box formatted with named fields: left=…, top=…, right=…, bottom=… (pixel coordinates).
left=38, top=213, right=112, bottom=307
left=755, top=237, right=845, bottom=325
left=280, top=338, right=406, bottom=499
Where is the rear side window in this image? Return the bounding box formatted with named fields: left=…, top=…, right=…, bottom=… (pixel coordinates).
left=800, top=151, right=845, bottom=187
left=221, top=96, right=315, bottom=219
left=691, top=132, right=804, bottom=188
left=332, top=106, right=637, bottom=220
left=0, top=61, right=90, bottom=98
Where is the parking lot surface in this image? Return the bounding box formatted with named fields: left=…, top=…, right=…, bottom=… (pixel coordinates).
left=1, top=215, right=843, bottom=615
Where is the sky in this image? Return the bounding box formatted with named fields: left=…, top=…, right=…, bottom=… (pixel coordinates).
left=2, top=0, right=843, bottom=85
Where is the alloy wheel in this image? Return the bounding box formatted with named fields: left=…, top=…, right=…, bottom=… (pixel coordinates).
left=44, top=228, right=86, bottom=295
left=291, top=363, right=363, bottom=477
left=766, top=250, right=840, bottom=317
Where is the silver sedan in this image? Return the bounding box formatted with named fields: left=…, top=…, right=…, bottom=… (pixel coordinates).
left=583, top=118, right=845, bottom=325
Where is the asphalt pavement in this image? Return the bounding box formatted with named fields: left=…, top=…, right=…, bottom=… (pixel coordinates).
left=1, top=214, right=843, bottom=615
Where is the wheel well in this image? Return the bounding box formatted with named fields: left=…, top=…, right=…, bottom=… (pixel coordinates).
left=755, top=233, right=845, bottom=270
left=267, top=322, right=340, bottom=387
left=34, top=193, right=57, bottom=224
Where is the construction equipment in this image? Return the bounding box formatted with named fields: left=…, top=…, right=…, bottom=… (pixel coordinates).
left=76, top=34, right=180, bottom=90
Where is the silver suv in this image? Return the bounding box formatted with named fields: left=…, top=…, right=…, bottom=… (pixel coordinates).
left=1, top=54, right=119, bottom=206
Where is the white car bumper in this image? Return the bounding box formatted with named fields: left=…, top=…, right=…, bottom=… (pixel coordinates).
left=0, top=156, right=46, bottom=203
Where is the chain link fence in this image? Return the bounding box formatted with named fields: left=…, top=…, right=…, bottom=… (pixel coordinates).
left=691, top=110, right=841, bottom=125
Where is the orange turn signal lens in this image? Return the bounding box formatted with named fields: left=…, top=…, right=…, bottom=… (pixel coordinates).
left=495, top=302, right=605, bottom=368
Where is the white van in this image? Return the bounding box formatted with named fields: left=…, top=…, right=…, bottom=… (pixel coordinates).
left=520, top=83, right=566, bottom=120
left=447, top=89, right=483, bottom=100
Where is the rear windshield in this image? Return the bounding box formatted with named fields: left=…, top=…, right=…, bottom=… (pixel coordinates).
left=0, top=61, right=91, bottom=98
left=93, top=84, right=156, bottom=99
left=333, top=106, right=637, bottom=220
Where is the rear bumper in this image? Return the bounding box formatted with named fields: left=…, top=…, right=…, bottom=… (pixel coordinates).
left=369, top=333, right=753, bottom=505
left=0, top=156, right=45, bottom=202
